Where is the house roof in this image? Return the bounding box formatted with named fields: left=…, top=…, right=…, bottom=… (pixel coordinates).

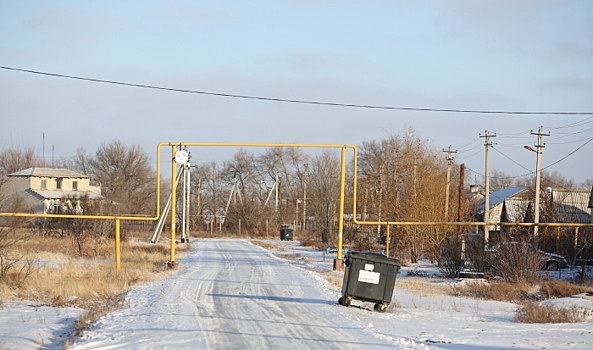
left=8, top=167, right=89, bottom=178
left=551, top=188, right=592, bottom=223
left=477, top=186, right=528, bottom=214
left=502, top=199, right=530, bottom=222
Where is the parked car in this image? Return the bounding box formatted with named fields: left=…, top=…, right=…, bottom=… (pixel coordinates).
left=487, top=242, right=569, bottom=271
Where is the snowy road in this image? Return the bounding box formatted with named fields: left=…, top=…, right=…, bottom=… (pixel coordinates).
left=70, top=239, right=397, bottom=349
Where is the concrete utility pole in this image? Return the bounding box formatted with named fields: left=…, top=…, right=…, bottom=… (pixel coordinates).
left=443, top=145, right=457, bottom=221
left=480, top=131, right=496, bottom=244
left=457, top=164, right=465, bottom=236
left=530, top=126, right=549, bottom=236
left=275, top=173, right=279, bottom=212
left=303, top=164, right=308, bottom=230
left=181, top=162, right=189, bottom=243
left=378, top=165, right=384, bottom=234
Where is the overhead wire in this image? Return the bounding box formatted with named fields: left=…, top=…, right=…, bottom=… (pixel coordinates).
left=545, top=116, right=593, bottom=130
left=543, top=137, right=593, bottom=170
left=456, top=147, right=483, bottom=160
left=3, top=65, right=592, bottom=186
left=465, top=134, right=593, bottom=189
left=491, top=146, right=531, bottom=174
left=2, top=65, right=593, bottom=115
left=452, top=136, right=480, bottom=151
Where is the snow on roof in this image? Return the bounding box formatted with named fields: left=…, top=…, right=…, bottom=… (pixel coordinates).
left=8, top=167, right=89, bottom=178
left=552, top=188, right=592, bottom=223
left=477, top=186, right=528, bottom=214
left=502, top=199, right=529, bottom=222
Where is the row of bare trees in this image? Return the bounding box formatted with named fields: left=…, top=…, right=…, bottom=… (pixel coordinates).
left=1, top=131, right=592, bottom=264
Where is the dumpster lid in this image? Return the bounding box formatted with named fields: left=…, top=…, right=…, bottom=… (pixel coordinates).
left=348, top=251, right=401, bottom=266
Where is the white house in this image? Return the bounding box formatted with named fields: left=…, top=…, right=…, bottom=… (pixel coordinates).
left=2, top=168, right=101, bottom=214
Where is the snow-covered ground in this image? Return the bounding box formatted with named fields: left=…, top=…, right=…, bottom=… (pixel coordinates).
left=0, top=238, right=592, bottom=350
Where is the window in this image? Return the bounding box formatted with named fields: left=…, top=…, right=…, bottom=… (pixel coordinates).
left=72, top=181, right=78, bottom=191
left=56, top=178, right=62, bottom=190
left=41, top=180, right=47, bottom=190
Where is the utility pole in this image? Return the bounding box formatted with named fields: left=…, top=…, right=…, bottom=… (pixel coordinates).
left=443, top=145, right=457, bottom=221
left=181, top=162, right=188, bottom=242
left=480, top=131, right=496, bottom=245
left=378, top=165, right=384, bottom=234
left=197, top=178, right=201, bottom=231
left=303, top=164, right=308, bottom=230
left=185, top=162, right=191, bottom=240
left=275, top=173, right=279, bottom=212
left=530, top=126, right=549, bottom=236
left=457, top=164, right=465, bottom=236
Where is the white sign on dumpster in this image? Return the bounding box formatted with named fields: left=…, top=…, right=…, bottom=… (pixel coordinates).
left=358, top=270, right=380, bottom=284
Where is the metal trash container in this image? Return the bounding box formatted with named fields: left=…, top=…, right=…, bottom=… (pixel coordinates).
left=279, top=224, right=293, bottom=241
left=338, top=251, right=401, bottom=312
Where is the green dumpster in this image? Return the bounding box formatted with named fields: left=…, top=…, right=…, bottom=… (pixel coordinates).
left=279, top=224, right=293, bottom=241
left=338, top=251, right=401, bottom=312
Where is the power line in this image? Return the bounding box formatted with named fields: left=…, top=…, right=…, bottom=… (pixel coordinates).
left=492, top=145, right=530, bottom=173
left=456, top=147, right=483, bottom=160
left=545, top=116, right=593, bottom=130
left=452, top=136, right=480, bottom=151
left=482, top=136, right=593, bottom=182
left=2, top=65, right=593, bottom=115
left=543, top=136, right=593, bottom=170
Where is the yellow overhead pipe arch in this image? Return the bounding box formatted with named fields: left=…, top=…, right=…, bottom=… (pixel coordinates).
left=159, top=142, right=356, bottom=266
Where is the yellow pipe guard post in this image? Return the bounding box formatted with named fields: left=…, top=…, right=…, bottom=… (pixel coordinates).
left=115, top=218, right=121, bottom=271
left=385, top=224, right=390, bottom=257
left=169, top=145, right=178, bottom=267
left=333, top=146, right=348, bottom=271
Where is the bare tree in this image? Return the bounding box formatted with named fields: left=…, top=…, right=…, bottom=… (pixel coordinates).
left=0, top=145, right=42, bottom=179
left=194, top=161, right=226, bottom=232
left=88, top=139, right=155, bottom=215
left=307, top=150, right=340, bottom=244
left=489, top=169, right=516, bottom=191
left=357, top=128, right=453, bottom=263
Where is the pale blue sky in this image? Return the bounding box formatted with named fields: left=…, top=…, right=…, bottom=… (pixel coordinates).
left=1, top=1, right=592, bottom=185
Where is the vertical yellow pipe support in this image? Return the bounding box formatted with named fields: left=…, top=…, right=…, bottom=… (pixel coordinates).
left=385, top=224, right=390, bottom=257
left=334, top=146, right=347, bottom=271
left=115, top=218, right=121, bottom=271
left=170, top=146, right=177, bottom=263
left=574, top=227, right=579, bottom=250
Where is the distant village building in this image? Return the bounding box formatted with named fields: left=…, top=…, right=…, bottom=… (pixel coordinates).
left=2, top=168, right=101, bottom=214
left=549, top=188, right=592, bottom=224
left=476, top=186, right=530, bottom=241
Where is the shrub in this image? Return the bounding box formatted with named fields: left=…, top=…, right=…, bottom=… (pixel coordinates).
left=538, top=280, right=588, bottom=299
left=488, top=241, right=542, bottom=283
left=515, top=302, right=589, bottom=323
left=450, top=280, right=528, bottom=302
left=449, top=280, right=591, bottom=303
left=438, top=236, right=463, bottom=278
